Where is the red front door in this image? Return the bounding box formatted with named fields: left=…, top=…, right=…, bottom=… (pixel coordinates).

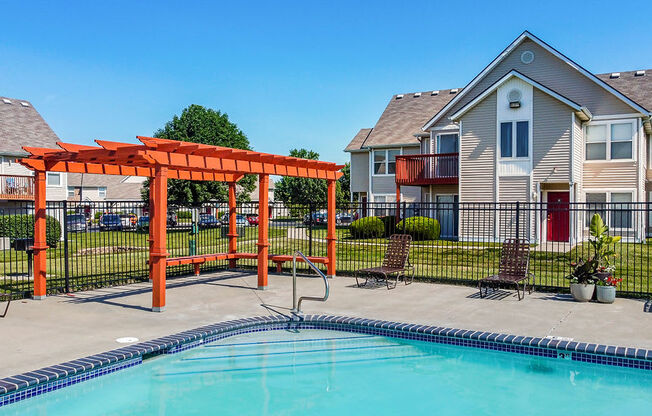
left=547, top=191, right=570, bottom=242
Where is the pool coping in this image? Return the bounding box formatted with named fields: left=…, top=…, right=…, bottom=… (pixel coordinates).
left=2, top=314, right=652, bottom=407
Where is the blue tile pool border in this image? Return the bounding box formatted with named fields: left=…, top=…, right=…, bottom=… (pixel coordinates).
left=1, top=314, right=651, bottom=408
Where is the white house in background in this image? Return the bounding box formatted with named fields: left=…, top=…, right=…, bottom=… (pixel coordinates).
left=0, top=96, right=68, bottom=208
left=66, top=173, right=146, bottom=202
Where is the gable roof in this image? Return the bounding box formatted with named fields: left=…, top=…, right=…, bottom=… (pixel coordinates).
left=422, top=31, right=650, bottom=130
left=344, top=128, right=373, bottom=152
left=597, top=70, right=652, bottom=112
left=0, top=96, right=59, bottom=156
left=449, top=70, right=589, bottom=121
left=346, top=90, right=459, bottom=151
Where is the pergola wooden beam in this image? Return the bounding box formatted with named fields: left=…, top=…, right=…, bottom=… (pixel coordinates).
left=19, top=136, right=341, bottom=312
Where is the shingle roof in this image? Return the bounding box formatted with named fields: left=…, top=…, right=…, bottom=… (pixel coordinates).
left=67, top=173, right=146, bottom=201
left=0, top=97, right=59, bottom=156
left=344, top=128, right=372, bottom=152
left=596, top=70, right=652, bottom=113
left=344, top=90, right=459, bottom=151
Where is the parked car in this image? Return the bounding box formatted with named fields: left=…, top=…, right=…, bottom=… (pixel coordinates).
left=167, top=211, right=178, bottom=227
left=336, top=213, right=353, bottom=225
left=137, top=216, right=149, bottom=231
left=221, top=213, right=249, bottom=226
left=303, top=212, right=327, bottom=226
left=120, top=214, right=137, bottom=229
left=246, top=214, right=259, bottom=226
left=66, top=214, right=87, bottom=233
left=99, top=214, right=122, bottom=231
left=198, top=214, right=221, bottom=228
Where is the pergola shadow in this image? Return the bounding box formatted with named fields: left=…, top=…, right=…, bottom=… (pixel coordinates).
left=20, top=137, right=343, bottom=312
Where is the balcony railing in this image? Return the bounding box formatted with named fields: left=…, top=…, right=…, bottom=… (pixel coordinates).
left=395, top=153, right=459, bottom=186
left=0, top=175, right=34, bottom=200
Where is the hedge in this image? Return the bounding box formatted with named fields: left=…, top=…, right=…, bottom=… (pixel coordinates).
left=0, top=214, right=62, bottom=248
left=396, top=216, right=440, bottom=241
left=349, top=216, right=384, bottom=239
left=380, top=215, right=398, bottom=237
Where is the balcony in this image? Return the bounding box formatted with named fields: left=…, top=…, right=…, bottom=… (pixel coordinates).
left=395, top=153, right=459, bottom=186
left=0, top=175, right=34, bottom=200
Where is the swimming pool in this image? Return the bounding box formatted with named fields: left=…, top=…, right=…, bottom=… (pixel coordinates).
left=1, top=319, right=651, bottom=415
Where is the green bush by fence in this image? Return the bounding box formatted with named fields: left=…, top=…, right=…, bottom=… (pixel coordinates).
left=397, top=216, right=440, bottom=241
left=0, top=214, right=62, bottom=248
left=350, top=216, right=384, bottom=239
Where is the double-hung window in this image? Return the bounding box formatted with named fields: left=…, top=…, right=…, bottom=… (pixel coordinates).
left=46, top=172, right=61, bottom=187
left=373, top=149, right=401, bottom=175
left=98, top=187, right=107, bottom=199
left=585, top=121, right=634, bottom=161
left=500, top=121, right=528, bottom=158
left=585, top=191, right=633, bottom=229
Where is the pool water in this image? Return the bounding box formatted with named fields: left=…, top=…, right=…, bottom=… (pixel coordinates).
left=2, top=329, right=651, bottom=415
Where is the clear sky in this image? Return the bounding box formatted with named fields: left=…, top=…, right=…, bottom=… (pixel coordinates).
left=1, top=1, right=650, bottom=164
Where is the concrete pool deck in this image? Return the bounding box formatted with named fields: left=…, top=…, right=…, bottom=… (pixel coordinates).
left=2, top=271, right=651, bottom=378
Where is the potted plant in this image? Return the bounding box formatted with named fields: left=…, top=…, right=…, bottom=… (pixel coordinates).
left=596, top=274, right=622, bottom=304
left=566, top=214, right=621, bottom=302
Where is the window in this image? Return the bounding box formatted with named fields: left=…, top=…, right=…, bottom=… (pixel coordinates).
left=373, top=149, right=400, bottom=175
left=98, top=187, right=107, bottom=198
left=585, top=121, right=634, bottom=161
left=46, top=173, right=61, bottom=186
left=585, top=191, right=633, bottom=229
left=437, top=134, right=458, bottom=153
left=67, top=187, right=75, bottom=198
left=500, top=121, right=528, bottom=158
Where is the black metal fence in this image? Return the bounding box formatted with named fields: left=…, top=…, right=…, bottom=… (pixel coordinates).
left=1, top=200, right=651, bottom=299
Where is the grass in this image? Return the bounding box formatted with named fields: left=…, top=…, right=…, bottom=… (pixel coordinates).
left=2, top=228, right=651, bottom=297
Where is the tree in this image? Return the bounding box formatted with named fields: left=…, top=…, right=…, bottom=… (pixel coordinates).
left=141, top=104, right=256, bottom=205
left=338, top=162, right=352, bottom=203
left=275, top=149, right=348, bottom=207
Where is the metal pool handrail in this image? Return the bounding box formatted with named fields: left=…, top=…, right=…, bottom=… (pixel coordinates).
left=291, top=251, right=329, bottom=315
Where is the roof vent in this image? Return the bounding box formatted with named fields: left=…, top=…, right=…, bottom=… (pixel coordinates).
left=635, top=70, right=646, bottom=77
left=20, top=102, right=30, bottom=107
left=431, top=90, right=439, bottom=96
left=414, top=92, right=421, bottom=97
left=450, top=89, right=458, bottom=94
left=2, top=98, right=11, bottom=104
left=396, top=94, right=404, bottom=100
left=610, top=72, right=620, bottom=79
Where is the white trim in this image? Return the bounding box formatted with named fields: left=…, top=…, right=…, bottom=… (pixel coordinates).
left=430, top=125, right=460, bottom=132
left=46, top=172, right=62, bottom=187
left=371, top=148, right=402, bottom=177
left=583, top=118, right=637, bottom=162
left=367, top=151, right=373, bottom=202
left=458, top=120, right=463, bottom=203
left=583, top=189, right=636, bottom=231
left=450, top=71, right=581, bottom=121
left=570, top=112, right=575, bottom=184
left=435, top=132, right=459, bottom=153
left=498, top=120, right=531, bottom=160
left=422, top=31, right=649, bottom=130
left=592, top=113, right=643, bottom=121
left=541, top=189, right=571, bottom=243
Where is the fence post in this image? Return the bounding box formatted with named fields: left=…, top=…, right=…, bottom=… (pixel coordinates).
left=308, top=203, right=313, bottom=257
left=63, top=200, right=70, bottom=293
left=515, top=201, right=520, bottom=240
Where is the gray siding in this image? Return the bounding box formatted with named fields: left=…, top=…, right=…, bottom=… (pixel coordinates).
left=532, top=88, right=572, bottom=183
left=499, top=176, right=530, bottom=201
left=372, top=175, right=396, bottom=194
left=432, top=39, right=635, bottom=130
left=350, top=152, right=369, bottom=193
left=459, top=92, right=497, bottom=202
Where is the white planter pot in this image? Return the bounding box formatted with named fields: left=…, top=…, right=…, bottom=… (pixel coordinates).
left=570, top=283, right=595, bottom=302
left=596, top=286, right=616, bottom=304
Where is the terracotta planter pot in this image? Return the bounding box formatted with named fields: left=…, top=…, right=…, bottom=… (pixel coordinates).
left=570, top=283, right=595, bottom=302
left=596, top=285, right=616, bottom=304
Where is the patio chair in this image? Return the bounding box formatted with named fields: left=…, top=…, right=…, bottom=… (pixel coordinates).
left=0, top=291, right=10, bottom=318
left=478, top=238, right=533, bottom=301
left=355, top=234, right=413, bottom=290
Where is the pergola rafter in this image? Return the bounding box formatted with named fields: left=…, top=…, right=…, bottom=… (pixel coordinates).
left=19, top=136, right=343, bottom=312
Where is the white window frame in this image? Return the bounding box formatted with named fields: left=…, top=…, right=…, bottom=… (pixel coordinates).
left=372, top=148, right=402, bottom=176
left=371, top=193, right=396, bottom=216
left=584, top=119, right=636, bottom=162
left=584, top=189, right=635, bottom=231
left=98, top=187, right=107, bottom=198
left=498, top=120, right=530, bottom=160
left=46, top=172, right=62, bottom=187
left=435, top=133, right=459, bottom=154
left=67, top=186, right=75, bottom=198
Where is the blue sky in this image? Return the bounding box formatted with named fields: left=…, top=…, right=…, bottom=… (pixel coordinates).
left=1, top=1, right=650, bottom=164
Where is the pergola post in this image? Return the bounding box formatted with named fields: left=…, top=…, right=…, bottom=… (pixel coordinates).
left=257, top=174, right=269, bottom=290
left=228, top=182, right=238, bottom=269
left=150, top=166, right=168, bottom=312
left=327, top=179, right=337, bottom=278
left=33, top=170, right=48, bottom=300
left=396, top=184, right=401, bottom=225
left=148, top=183, right=155, bottom=282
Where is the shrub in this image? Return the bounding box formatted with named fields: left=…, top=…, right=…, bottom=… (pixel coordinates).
left=380, top=215, right=398, bottom=237
left=177, top=210, right=192, bottom=219
left=349, top=216, right=384, bottom=239
left=0, top=214, right=62, bottom=248
left=396, top=216, right=440, bottom=241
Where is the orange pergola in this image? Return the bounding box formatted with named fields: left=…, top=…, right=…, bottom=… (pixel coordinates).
left=20, top=136, right=343, bottom=312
